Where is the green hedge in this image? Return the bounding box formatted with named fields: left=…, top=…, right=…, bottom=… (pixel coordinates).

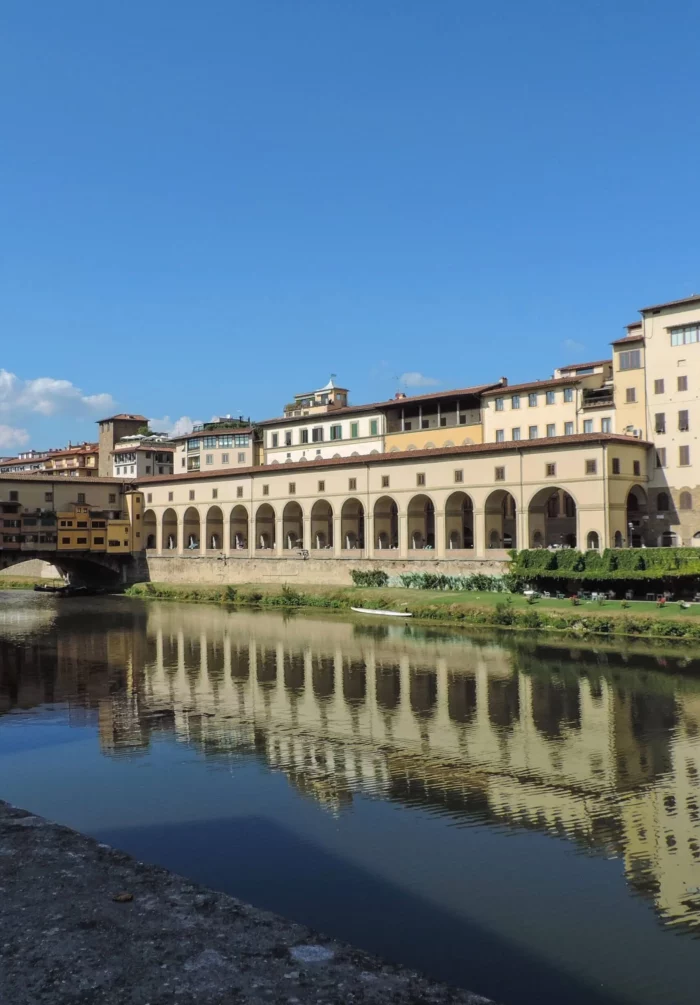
left=511, top=547, right=700, bottom=583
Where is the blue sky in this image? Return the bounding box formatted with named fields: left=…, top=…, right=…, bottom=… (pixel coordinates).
left=1, top=0, right=699, bottom=450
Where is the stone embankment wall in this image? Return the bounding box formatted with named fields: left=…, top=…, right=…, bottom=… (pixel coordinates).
left=145, top=554, right=509, bottom=586
left=0, top=558, right=59, bottom=579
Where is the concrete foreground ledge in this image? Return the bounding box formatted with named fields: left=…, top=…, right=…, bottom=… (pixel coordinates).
left=0, top=801, right=492, bottom=1004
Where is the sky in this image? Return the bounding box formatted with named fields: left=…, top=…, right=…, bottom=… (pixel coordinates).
left=2, top=0, right=700, bottom=452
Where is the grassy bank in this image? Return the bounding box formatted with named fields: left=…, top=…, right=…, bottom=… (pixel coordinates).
left=124, top=581, right=700, bottom=643
left=0, top=576, right=63, bottom=591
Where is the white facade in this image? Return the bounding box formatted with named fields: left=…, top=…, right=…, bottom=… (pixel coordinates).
left=113, top=438, right=174, bottom=479
left=263, top=411, right=385, bottom=465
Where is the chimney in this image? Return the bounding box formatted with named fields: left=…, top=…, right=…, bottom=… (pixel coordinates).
left=499, top=377, right=508, bottom=387
left=394, top=391, right=407, bottom=400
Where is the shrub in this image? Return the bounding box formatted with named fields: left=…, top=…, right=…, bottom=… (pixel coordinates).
left=351, top=569, right=389, bottom=588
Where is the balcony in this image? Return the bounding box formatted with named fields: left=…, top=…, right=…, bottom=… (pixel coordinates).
left=582, top=386, right=614, bottom=409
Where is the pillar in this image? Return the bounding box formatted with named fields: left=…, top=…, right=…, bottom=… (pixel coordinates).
left=435, top=510, right=446, bottom=559
left=275, top=516, right=284, bottom=555
left=398, top=512, right=408, bottom=559
left=333, top=514, right=342, bottom=554
left=473, top=508, right=486, bottom=558
left=156, top=513, right=164, bottom=554
left=223, top=510, right=231, bottom=553
left=303, top=514, right=311, bottom=551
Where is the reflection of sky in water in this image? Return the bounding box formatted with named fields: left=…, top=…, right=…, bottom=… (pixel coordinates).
left=1, top=592, right=700, bottom=1005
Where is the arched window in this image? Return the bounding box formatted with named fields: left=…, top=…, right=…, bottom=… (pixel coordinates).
left=657, top=492, right=669, bottom=512
left=586, top=531, right=600, bottom=550
left=680, top=491, right=692, bottom=510
left=614, top=530, right=623, bottom=548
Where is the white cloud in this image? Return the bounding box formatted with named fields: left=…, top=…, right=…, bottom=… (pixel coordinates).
left=0, top=425, right=30, bottom=451
left=149, top=415, right=196, bottom=438
left=561, top=339, right=586, bottom=354
left=0, top=369, right=115, bottom=418
left=399, top=371, right=440, bottom=388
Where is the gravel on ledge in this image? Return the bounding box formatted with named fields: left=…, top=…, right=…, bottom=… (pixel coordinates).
left=0, top=800, right=494, bottom=1005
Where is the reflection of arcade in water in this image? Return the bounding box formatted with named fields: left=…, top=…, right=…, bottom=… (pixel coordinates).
left=2, top=602, right=700, bottom=936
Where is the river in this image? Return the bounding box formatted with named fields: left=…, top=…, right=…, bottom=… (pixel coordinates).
left=1, top=591, right=699, bottom=1005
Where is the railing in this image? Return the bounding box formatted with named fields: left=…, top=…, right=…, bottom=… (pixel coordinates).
left=582, top=387, right=614, bottom=408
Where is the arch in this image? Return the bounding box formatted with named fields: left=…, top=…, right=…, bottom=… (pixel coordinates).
left=390, top=446, right=400, bottom=453
left=283, top=501, right=304, bottom=549
left=485, top=489, right=517, bottom=549
left=656, top=491, right=670, bottom=513
left=310, top=499, right=333, bottom=549
left=528, top=486, right=577, bottom=549
left=626, top=485, right=648, bottom=547
left=462, top=437, right=474, bottom=445
left=407, top=494, right=435, bottom=549
left=332, top=453, right=341, bottom=459
left=255, top=503, right=276, bottom=549
left=680, top=491, right=693, bottom=511
left=143, top=509, right=157, bottom=550
left=444, top=491, right=474, bottom=550
left=660, top=529, right=679, bottom=547
left=443, top=439, right=455, bottom=447
left=162, top=508, right=178, bottom=550
left=373, top=495, right=398, bottom=550
left=406, top=444, right=417, bottom=451
left=369, top=449, right=379, bottom=455
left=424, top=441, right=435, bottom=449
left=205, top=505, right=223, bottom=550
left=351, top=451, right=360, bottom=457
left=183, top=507, right=201, bottom=550
left=693, top=531, right=700, bottom=549
left=614, top=530, right=623, bottom=548
left=586, top=530, right=600, bottom=550
left=230, top=505, right=249, bottom=550
left=340, top=497, right=365, bottom=549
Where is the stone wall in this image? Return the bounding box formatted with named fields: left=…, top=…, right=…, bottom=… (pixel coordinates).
left=145, top=554, right=509, bottom=586
left=0, top=558, right=60, bottom=579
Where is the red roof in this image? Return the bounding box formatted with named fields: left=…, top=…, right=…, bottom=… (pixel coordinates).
left=97, top=413, right=147, bottom=423
left=611, top=333, right=644, bottom=346
left=557, top=359, right=611, bottom=372
left=639, top=294, right=700, bottom=313
left=481, top=376, right=577, bottom=396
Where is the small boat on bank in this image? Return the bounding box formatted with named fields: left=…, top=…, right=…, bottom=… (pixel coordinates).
left=350, top=607, right=412, bottom=618
left=34, top=584, right=103, bottom=598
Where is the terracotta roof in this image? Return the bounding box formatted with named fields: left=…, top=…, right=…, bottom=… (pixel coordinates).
left=639, top=294, right=700, bottom=313
left=169, top=426, right=254, bottom=441
left=133, top=432, right=650, bottom=486
left=0, top=473, right=125, bottom=485
left=611, top=333, right=644, bottom=346
left=43, top=445, right=99, bottom=460
left=258, top=383, right=500, bottom=426
left=557, top=359, right=611, bottom=372
left=97, top=413, right=148, bottom=423
left=626, top=321, right=642, bottom=330
left=481, top=376, right=577, bottom=396
left=113, top=443, right=174, bottom=453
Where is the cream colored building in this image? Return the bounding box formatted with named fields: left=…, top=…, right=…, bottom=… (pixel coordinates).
left=112, top=436, right=174, bottom=479
left=173, top=421, right=260, bottom=473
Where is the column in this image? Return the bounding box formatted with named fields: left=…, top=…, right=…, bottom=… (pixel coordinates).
left=333, top=514, right=342, bottom=554
left=177, top=513, right=186, bottom=555
left=303, top=514, right=311, bottom=551
left=435, top=510, right=446, bottom=559
left=275, top=516, right=284, bottom=556
left=398, top=512, right=408, bottom=559
left=223, top=510, right=231, bottom=553
left=473, top=508, right=486, bottom=558
left=156, top=512, right=164, bottom=554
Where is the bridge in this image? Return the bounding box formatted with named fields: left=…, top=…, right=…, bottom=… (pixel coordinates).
left=0, top=474, right=144, bottom=585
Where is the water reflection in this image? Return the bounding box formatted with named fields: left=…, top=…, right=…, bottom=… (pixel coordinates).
left=2, top=598, right=700, bottom=943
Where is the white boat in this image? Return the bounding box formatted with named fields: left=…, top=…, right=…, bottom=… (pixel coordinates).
left=350, top=607, right=412, bottom=618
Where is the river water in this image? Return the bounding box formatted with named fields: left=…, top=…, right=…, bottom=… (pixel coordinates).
left=1, top=593, right=700, bottom=1005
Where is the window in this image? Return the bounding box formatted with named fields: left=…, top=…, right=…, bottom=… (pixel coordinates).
left=546, top=423, right=556, bottom=437
left=417, top=473, right=426, bottom=487
left=370, top=419, right=379, bottom=436
left=670, top=324, right=700, bottom=346
left=205, top=454, right=213, bottom=465
left=93, top=537, right=104, bottom=546
left=107, top=539, right=120, bottom=547
left=262, top=485, right=269, bottom=496
left=655, top=413, right=666, bottom=434
left=564, top=421, right=574, bottom=436
left=680, top=445, right=690, bottom=466
left=564, top=387, right=573, bottom=403
left=189, top=490, right=195, bottom=500
left=187, top=438, right=200, bottom=451
left=76, top=521, right=88, bottom=528
left=679, top=410, right=689, bottom=431
left=495, top=429, right=505, bottom=443
left=680, top=491, right=692, bottom=510
left=528, top=393, right=538, bottom=407
left=181, top=458, right=186, bottom=467
left=657, top=492, right=669, bottom=512
left=312, top=427, right=324, bottom=443
left=619, top=349, right=642, bottom=370
left=222, top=453, right=229, bottom=464
left=76, top=537, right=88, bottom=545
left=601, top=418, right=611, bottom=433
left=212, top=488, right=218, bottom=500
left=300, top=429, right=309, bottom=444
left=284, top=431, right=292, bottom=447
left=381, top=475, right=390, bottom=488
left=218, top=435, right=233, bottom=448
left=236, top=486, right=243, bottom=498
left=495, top=466, right=505, bottom=481
left=238, top=452, right=246, bottom=463
left=583, top=419, right=593, bottom=434
left=271, top=433, right=279, bottom=448
left=546, top=463, right=556, bottom=477
left=454, top=470, right=463, bottom=483
left=678, top=375, right=688, bottom=391
left=318, top=480, right=325, bottom=492
left=330, top=424, right=342, bottom=440
left=512, top=427, right=521, bottom=440
left=61, top=537, right=71, bottom=545
left=289, top=483, right=296, bottom=495
left=633, top=460, right=641, bottom=476
left=511, top=395, right=520, bottom=409
left=654, top=379, right=664, bottom=394
left=421, top=418, right=430, bottom=430
left=44, top=492, right=53, bottom=503
left=145, top=493, right=152, bottom=503
left=546, top=390, right=555, bottom=405
left=145, top=466, right=151, bottom=474
left=233, top=434, right=249, bottom=447
left=585, top=459, right=597, bottom=475
left=626, top=387, right=637, bottom=403
left=349, top=478, right=357, bottom=491
left=656, top=448, right=666, bottom=468
left=8, top=492, right=17, bottom=503
left=203, top=436, right=216, bottom=449
left=168, top=491, right=174, bottom=502
left=612, top=457, right=620, bottom=474
left=495, top=397, right=504, bottom=411
left=350, top=422, right=359, bottom=438
left=77, top=493, right=85, bottom=504
left=528, top=425, right=538, bottom=439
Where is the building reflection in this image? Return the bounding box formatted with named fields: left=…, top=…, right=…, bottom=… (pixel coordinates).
left=1, top=603, right=700, bottom=934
